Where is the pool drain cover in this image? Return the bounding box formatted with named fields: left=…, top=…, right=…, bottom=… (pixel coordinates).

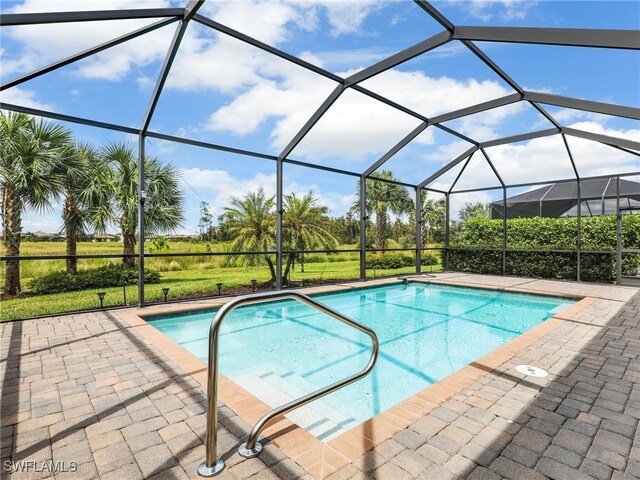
left=515, top=365, right=549, bottom=377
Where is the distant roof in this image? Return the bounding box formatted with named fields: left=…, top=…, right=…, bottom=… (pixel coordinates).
left=491, top=178, right=640, bottom=218
left=505, top=178, right=639, bottom=203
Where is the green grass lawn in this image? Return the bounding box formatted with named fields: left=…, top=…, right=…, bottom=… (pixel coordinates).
left=1, top=241, right=442, bottom=320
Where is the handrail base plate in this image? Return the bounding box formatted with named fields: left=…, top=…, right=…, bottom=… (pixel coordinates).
left=238, top=442, right=263, bottom=458
left=197, top=459, right=225, bottom=477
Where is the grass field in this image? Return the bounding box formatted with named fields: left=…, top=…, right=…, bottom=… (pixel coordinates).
left=1, top=241, right=442, bottom=320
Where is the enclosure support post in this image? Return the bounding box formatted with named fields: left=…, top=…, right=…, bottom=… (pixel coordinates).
left=616, top=177, right=622, bottom=285
left=562, top=133, right=581, bottom=282
left=480, top=148, right=506, bottom=276
left=502, top=186, right=507, bottom=276
left=276, top=159, right=283, bottom=290
left=602, top=177, right=612, bottom=216
left=136, top=4, right=204, bottom=309
left=445, top=192, right=450, bottom=271
left=359, top=176, right=366, bottom=281
left=415, top=187, right=422, bottom=274
left=138, top=134, right=145, bottom=308
left=577, top=183, right=582, bottom=281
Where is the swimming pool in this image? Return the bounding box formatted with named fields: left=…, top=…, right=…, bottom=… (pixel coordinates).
left=147, top=282, right=575, bottom=440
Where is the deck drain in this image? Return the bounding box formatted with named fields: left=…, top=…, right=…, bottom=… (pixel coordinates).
left=515, top=365, right=549, bottom=377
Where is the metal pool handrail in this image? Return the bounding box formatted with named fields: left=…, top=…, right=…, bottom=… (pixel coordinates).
left=197, top=290, right=379, bottom=477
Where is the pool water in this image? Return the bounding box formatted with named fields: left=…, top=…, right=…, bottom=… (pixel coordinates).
left=148, top=283, right=574, bottom=440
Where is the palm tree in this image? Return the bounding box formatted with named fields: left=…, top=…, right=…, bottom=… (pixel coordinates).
left=421, top=195, right=446, bottom=246
left=354, top=171, right=412, bottom=250
left=99, top=143, right=184, bottom=268
left=61, top=143, right=111, bottom=275
left=282, top=192, right=338, bottom=280
left=0, top=112, right=72, bottom=294
left=223, top=188, right=276, bottom=281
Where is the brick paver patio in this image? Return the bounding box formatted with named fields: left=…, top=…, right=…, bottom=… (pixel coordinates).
left=1, top=274, right=638, bottom=479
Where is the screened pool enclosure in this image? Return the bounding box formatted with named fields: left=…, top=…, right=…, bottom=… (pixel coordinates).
left=1, top=0, right=639, bottom=318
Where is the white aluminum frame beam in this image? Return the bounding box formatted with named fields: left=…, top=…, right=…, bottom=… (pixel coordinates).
left=453, top=26, right=640, bottom=50
left=141, top=2, right=204, bottom=133
left=481, top=128, right=559, bottom=148
left=1, top=17, right=179, bottom=92
left=0, top=8, right=184, bottom=25
left=0, top=102, right=139, bottom=134
left=418, top=146, right=478, bottom=188
left=563, top=127, right=640, bottom=152
left=524, top=92, right=640, bottom=120
left=278, top=85, right=345, bottom=161
left=345, top=31, right=451, bottom=86
left=362, top=122, right=428, bottom=177
left=429, top=93, right=522, bottom=125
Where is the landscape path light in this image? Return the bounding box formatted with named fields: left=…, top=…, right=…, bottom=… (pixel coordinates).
left=97, top=292, right=106, bottom=309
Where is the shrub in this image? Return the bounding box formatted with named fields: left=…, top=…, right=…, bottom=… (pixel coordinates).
left=449, top=250, right=502, bottom=275
left=365, top=251, right=439, bottom=269
left=420, top=252, right=440, bottom=266
left=30, top=263, right=160, bottom=294
left=448, top=215, right=640, bottom=282
left=507, top=251, right=577, bottom=280
left=29, top=271, right=81, bottom=295
left=366, top=253, right=414, bottom=269
left=150, top=236, right=170, bottom=253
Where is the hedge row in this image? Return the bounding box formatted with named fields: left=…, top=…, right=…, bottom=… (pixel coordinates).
left=448, top=215, right=640, bottom=282
left=30, top=263, right=161, bottom=294
left=365, top=252, right=439, bottom=269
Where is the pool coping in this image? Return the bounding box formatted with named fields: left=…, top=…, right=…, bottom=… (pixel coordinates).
left=117, top=276, right=596, bottom=479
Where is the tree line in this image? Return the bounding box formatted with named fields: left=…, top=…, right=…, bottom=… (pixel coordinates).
left=1, top=112, right=183, bottom=295
left=200, top=171, right=448, bottom=251
left=1, top=111, right=471, bottom=294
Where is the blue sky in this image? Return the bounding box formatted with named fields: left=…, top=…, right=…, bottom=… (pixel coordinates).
left=1, top=0, right=639, bottom=233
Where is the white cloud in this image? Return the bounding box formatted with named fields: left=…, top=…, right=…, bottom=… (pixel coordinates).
left=282, top=88, right=423, bottom=161
left=422, top=139, right=474, bottom=164
left=315, top=0, right=380, bottom=37
left=390, top=14, right=404, bottom=27
left=205, top=79, right=285, bottom=135
left=449, top=191, right=494, bottom=220
left=497, top=0, right=538, bottom=21
left=200, top=0, right=378, bottom=44
left=204, top=65, right=520, bottom=162
left=445, top=0, right=538, bottom=23
left=2, top=0, right=170, bottom=14
left=136, top=74, right=155, bottom=91
left=21, top=213, right=62, bottom=233
left=181, top=168, right=277, bottom=204
left=2, top=0, right=382, bottom=89
left=205, top=1, right=310, bottom=45
left=166, top=30, right=266, bottom=93
left=550, top=108, right=614, bottom=125
left=483, top=134, right=576, bottom=186
left=363, top=68, right=517, bottom=119
left=450, top=101, right=527, bottom=141
left=301, top=43, right=467, bottom=73
left=425, top=122, right=639, bottom=193
left=2, top=0, right=528, bottom=162
left=178, top=167, right=355, bottom=221
left=75, top=30, right=171, bottom=81
left=563, top=121, right=640, bottom=177
left=299, top=47, right=394, bottom=71
left=0, top=86, right=54, bottom=110
left=2, top=0, right=173, bottom=80
left=6, top=0, right=632, bottom=198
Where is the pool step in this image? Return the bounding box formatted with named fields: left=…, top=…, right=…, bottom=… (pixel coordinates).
left=233, top=363, right=364, bottom=441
